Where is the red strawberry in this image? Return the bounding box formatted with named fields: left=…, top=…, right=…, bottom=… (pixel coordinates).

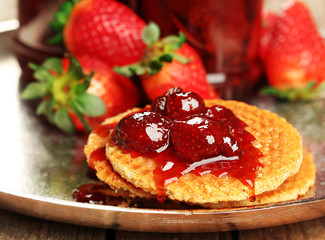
left=49, top=0, right=146, bottom=66
left=259, top=11, right=277, bottom=61
left=114, top=111, right=172, bottom=154
left=21, top=55, right=140, bottom=133
left=263, top=1, right=325, bottom=100
left=115, top=22, right=219, bottom=101
left=171, top=116, right=240, bottom=162
left=165, top=91, right=205, bottom=120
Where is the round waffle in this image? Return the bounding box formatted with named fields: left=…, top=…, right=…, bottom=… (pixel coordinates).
left=106, top=99, right=303, bottom=204
left=202, top=148, right=315, bottom=208
left=85, top=108, right=154, bottom=199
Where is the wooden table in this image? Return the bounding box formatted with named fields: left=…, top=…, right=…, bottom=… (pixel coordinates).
left=1, top=209, right=325, bottom=239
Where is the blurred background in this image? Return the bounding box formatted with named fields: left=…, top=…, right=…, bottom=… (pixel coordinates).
left=0, top=0, right=325, bottom=30
left=264, top=0, right=325, bottom=32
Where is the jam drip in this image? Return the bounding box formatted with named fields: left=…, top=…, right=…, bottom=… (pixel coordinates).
left=92, top=123, right=118, bottom=138
left=88, top=147, right=107, bottom=169
left=72, top=182, right=129, bottom=206
left=110, top=87, right=263, bottom=202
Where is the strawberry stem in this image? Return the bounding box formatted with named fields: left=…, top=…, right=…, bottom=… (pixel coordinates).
left=71, top=106, right=92, bottom=132
left=52, top=75, right=73, bottom=106
left=21, top=56, right=106, bottom=133
left=115, top=22, right=189, bottom=77
left=48, top=0, right=79, bottom=44
left=261, top=81, right=325, bottom=101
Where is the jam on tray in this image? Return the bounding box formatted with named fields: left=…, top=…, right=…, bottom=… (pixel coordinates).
left=110, top=87, right=263, bottom=202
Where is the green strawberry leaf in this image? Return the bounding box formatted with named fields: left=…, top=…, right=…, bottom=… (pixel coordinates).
left=43, top=58, right=63, bottom=74
left=23, top=55, right=106, bottom=133
left=71, top=92, right=106, bottom=117
left=47, top=33, right=63, bottom=45
left=70, top=102, right=91, bottom=132
left=53, top=107, right=76, bottom=134
left=159, top=53, right=173, bottom=62
left=114, top=63, right=146, bottom=77
left=21, top=82, right=50, bottom=99
left=114, top=66, right=133, bottom=78
left=29, top=63, right=56, bottom=83
left=74, top=71, right=93, bottom=94
left=54, top=11, right=69, bottom=25
left=162, top=32, right=186, bottom=51
left=67, top=54, right=84, bottom=79
left=314, top=81, right=325, bottom=95
left=142, top=22, right=160, bottom=47
left=172, top=53, right=190, bottom=64
left=129, top=63, right=147, bottom=76
left=48, top=0, right=77, bottom=44
left=261, top=81, right=325, bottom=101
left=36, top=97, right=56, bottom=124
left=147, top=60, right=164, bottom=76
left=59, top=1, right=75, bottom=14
left=49, top=21, right=63, bottom=32
left=115, top=22, right=188, bottom=78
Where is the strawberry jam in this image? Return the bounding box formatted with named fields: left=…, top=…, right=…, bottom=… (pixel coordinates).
left=111, top=88, right=263, bottom=202
left=92, top=123, right=118, bottom=138
left=88, top=147, right=107, bottom=169
left=72, top=182, right=111, bottom=204
left=115, top=111, right=172, bottom=154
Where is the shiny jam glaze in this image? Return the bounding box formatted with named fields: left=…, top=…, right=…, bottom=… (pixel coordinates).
left=72, top=182, right=129, bottom=206
left=110, top=88, right=264, bottom=202
left=114, top=111, right=172, bottom=154
left=88, top=147, right=106, bottom=169
left=92, top=123, right=118, bottom=138
left=165, top=91, right=205, bottom=119
left=72, top=182, right=110, bottom=204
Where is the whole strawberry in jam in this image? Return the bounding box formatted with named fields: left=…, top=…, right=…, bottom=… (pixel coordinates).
left=206, top=105, right=247, bottom=129
left=206, top=105, right=255, bottom=143
left=151, top=87, right=183, bottom=114
left=151, top=87, right=206, bottom=120
left=114, top=111, right=172, bottom=154
left=49, top=0, right=146, bottom=66
left=165, top=91, right=205, bottom=120
left=151, top=96, right=167, bottom=115
left=171, top=116, right=240, bottom=162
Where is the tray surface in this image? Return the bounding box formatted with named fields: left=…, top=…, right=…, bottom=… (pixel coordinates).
left=1, top=31, right=325, bottom=232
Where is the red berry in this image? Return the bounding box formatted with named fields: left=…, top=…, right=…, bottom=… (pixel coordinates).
left=114, top=111, right=172, bottom=154
left=265, top=1, right=325, bottom=93
left=205, top=105, right=255, bottom=143
left=141, top=43, right=217, bottom=100
left=165, top=91, right=205, bottom=119
left=63, top=0, right=146, bottom=67
left=151, top=87, right=184, bottom=114
left=205, top=105, right=247, bottom=128
left=165, top=87, right=184, bottom=96
left=151, top=96, right=167, bottom=114
left=171, top=116, right=240, bottom=162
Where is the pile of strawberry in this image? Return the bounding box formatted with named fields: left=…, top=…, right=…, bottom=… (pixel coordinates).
left=114, top=87, right=242, bottom=161
left=21, top=0, right=217, bottom=133
left=260, top=0, right=325, bottom=100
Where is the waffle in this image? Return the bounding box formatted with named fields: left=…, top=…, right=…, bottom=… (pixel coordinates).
left=84, top=108, right=153, bottom=199
left=202, top=148, right=315, bottom=208
left=102, top=99, right=303, bottom=204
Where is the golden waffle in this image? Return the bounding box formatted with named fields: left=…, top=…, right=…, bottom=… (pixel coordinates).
left=106, top=99, right=303, bottom=204
left=202, top=148, right=315, bottom=208
left=85, top=108, right=154, bottom=199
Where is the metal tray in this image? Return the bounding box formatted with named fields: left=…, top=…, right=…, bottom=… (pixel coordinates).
left=1, top=30, right=325, bottom=233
